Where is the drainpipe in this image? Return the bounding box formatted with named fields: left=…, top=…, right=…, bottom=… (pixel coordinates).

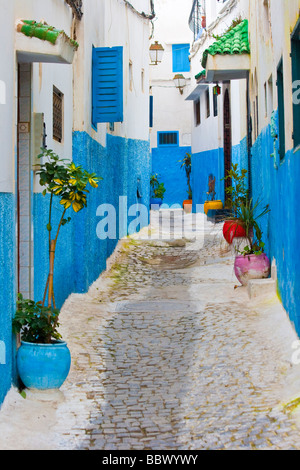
left=246, top=73, right=252, bottom=199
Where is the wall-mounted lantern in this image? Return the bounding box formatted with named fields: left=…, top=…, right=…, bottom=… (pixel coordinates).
left=173, top=74, right=186, bottom=94
left=213, top=84, right=221, bottom=95
left=149, top=41, right=164, bottom=65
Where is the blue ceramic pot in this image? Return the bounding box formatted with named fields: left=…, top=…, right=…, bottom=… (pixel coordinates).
left=150, top=198, right=162, bottom=209
left=17, top=340, right=71, bottom=390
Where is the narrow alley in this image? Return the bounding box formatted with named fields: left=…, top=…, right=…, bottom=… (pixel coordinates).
left=0, top=210, right=300, bottom=450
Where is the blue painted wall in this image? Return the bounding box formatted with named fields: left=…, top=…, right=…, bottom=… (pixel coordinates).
left=251, top=123, right=300, bottom=336
left=152, top=145, right=191, bottom=206
left=0, top=193, right=17, bottom=404
left=191, top=147, right=224, bottom=211
left=191, top=137, right=249, bottom=212
left=33, top=132, right=151, bottom=309
left=192, top=123, right=300, bottom=337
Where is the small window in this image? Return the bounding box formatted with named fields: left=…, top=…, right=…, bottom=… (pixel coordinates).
left=172, top=44, right=190, bottom=73
left=53, top=86, right=63, bottom=143
left=252, top=98, right=259, bottom=141
left=264, top=81, right=267, bottom=118
left=267, top=75, right=273, bottom=119
left=194, top=98, right=201, bottom=126
left=277, top=58, right=285, bottom=159
left=213, top=93, right=218, bottom=117
left=206, top=89, right=210, bottom=118
left=157, top=131, right=179, bottom=147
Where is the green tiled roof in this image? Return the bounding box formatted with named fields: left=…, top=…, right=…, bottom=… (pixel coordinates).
left=195, top=69, right=206, bottom=81
left=17, top=20, right=79, bottom=49
left=201, top=19, right=250, bottom=68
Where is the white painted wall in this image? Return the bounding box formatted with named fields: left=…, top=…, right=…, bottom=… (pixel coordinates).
left=13, top=0, right=74, bottom=191
left=189, top=0, right=249, bottom=155
left=248, top=0, right=299, bottom=150
left=0, top=1, right=15, bottom=192
left=73, top=0, right=151, bottom=146
left=149, top=0, right=194, bottom=149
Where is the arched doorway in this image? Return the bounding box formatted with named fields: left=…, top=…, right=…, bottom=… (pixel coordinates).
left=223, top=88, right=232, bottom=202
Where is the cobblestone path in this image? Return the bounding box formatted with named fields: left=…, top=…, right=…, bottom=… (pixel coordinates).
left=1, top=211, right=300, bottom=450
left=53, top=212, right=300, bottom=450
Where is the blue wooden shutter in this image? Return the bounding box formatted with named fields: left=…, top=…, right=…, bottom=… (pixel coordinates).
left=92, top=46, right=123, bottom=124
left=149, top=95, right=153, bottom=128
left=172, top=44, right=190, bottom=73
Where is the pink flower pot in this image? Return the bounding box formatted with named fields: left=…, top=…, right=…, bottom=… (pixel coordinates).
left=234, top=253, right=271, bottom=286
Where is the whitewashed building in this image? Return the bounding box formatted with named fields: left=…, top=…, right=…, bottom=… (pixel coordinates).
left=150, top=0, right=194, bottom=206
left=0, top=0, right=152, bottom=405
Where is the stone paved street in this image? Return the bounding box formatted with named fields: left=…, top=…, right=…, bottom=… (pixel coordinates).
left=0, top=210, right=300, bottom=450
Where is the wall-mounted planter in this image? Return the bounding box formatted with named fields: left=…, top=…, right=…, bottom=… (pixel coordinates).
left=16, top=20, right=78, bottom=64
left=234, top=253, right=270, bottom=286
left=204, top=200, right=223, bottom=215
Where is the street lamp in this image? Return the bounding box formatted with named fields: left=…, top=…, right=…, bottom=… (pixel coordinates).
left=149, top=41, right=164, bottom=65
left=173, top=74, right=186, bottom=94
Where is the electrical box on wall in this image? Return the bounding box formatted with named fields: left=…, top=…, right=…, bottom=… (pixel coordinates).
left=31, top=112, right=45, bottom=169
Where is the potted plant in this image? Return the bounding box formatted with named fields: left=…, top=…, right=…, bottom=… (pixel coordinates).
left=204, top=173, right=223, bottom=215
left=222, top=164, right=249, bottom=244
left=179, top=153, right=193, bottom=213
left=233, top=198, right=271, bottom=286
left=12, top=148, right=101, bottom=390
left=150, top=173, right=166, bottom=209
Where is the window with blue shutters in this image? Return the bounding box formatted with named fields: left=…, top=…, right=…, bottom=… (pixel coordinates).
left=157, top=131, right=179, bottom=147
left=92, top=46, right=123, bottom=127
left=172, top=44, right=190, bottom=73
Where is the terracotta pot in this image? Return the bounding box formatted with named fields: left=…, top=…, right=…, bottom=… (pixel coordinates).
left=183, top=200, right=192, bottom=213
left=204, top=200, right=223, bottom=215
left=234, top=253, right=271, bottom=286
left=223, top=220, right=247, bottom=244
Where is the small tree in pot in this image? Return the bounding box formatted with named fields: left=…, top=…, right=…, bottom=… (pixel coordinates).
left=222, top=164, right=249, bottom=244
left=13, top=149, right=101, bottom=390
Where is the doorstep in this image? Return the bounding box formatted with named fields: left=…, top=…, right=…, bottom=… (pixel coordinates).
left=247, top=278, right=276, bottom=299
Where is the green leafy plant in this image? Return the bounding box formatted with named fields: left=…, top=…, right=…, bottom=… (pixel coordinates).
left=13, top=294, right=61, bottom=344
left=222, top=163, right=248, bottom=215
left=179, top=153, right=192, bottom=200
left=13, top=149, right=102, bottom=344
left=150, top=173, right=166, bottom=200
left=236, top=198, right=270, bottom=256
